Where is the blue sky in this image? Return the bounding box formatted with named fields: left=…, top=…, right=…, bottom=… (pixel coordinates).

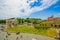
left=0, top=0, right=60, bottom=19
left=28, top=0, right=60, bottom=19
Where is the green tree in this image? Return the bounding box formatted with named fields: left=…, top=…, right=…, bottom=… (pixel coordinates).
left=16, top=18, right=22, bottom=24
left=0, top=20, right=6, bottom=24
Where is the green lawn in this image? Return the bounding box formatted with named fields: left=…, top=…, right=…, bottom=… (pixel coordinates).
left=6, top=26, right=58, bottom=38
left=6, top=26, right=47, bottom=35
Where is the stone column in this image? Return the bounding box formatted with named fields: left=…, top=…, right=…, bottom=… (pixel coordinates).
left=58, top=30, right=60, bottom=38
left=56, top=30, right=60, bottom=40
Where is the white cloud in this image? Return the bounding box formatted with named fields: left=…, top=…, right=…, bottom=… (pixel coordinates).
left=30, top=0, right=59, bottom=13
left=0, top=0, right=59, bottom=19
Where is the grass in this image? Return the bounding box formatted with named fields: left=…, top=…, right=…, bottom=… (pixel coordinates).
left=6, top=26, right=47, bottom=35
left=46, top=29, right=58, bottom=38
left=6, top=26, right=58, bottom=38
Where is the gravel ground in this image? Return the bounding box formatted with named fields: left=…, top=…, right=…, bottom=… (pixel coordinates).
left=0, top=30, right=56, bottom=40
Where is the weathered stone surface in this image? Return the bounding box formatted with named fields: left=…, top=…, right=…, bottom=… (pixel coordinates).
left=0, top=30, right=56, bottom=40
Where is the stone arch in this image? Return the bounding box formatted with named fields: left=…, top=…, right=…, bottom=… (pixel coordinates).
left=45, top=24, right=46, bottom=26
left=42, top=24, right=44, bottom=26
left=51, top=24, right=53, bottom=27
left=59, top=25, right=60, bottom=28
left=40, top=24, right=41, bottom=26
left=55, top=25, right=57, bottom=27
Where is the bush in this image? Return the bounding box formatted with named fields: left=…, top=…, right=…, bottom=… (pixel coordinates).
left=34, top=24, right=40, bottom=29
left=34, top=24, right=50, bottom=29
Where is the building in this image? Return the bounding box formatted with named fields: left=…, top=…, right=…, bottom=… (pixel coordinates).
left=48, top=15, right=60, bottom=22
left=6, top=18, right=18, bottom=29
left=40, top=16, right=60, bottom=28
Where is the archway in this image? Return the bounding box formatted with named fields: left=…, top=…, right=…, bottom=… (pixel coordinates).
left=59, top=25, right=60, bottom=28
left=55, top=25, right=57, bottom=28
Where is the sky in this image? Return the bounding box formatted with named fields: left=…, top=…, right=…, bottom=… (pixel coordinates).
left=0, top=0, right=60, bottom=19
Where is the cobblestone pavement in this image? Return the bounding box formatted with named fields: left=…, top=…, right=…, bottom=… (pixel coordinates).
left=0, top=30, right=56, bottom=40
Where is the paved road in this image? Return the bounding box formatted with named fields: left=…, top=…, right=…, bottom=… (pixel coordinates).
left=0, top=30, right=56, bottom=40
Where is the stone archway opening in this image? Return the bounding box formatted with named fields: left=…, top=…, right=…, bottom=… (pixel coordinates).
left=51, top=24, right=53, bottom=27
left=59, top=25, right=60, bottom=28
left=55, top=25, right=57, bottom=28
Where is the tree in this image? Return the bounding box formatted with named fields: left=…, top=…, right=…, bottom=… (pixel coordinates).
left=0, top=20, right=6, bottom=24
left=16, top=18, right=22, bottom=24
left=25, top=18, right=31, bottom=23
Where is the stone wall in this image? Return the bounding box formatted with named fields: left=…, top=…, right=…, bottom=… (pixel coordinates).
left=6, top=18, right=18, bottom=29
left=40, top=16, right=60, bottom=28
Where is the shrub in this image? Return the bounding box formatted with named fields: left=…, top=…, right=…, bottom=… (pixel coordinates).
left=34, top=24, right=50, bottom=29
